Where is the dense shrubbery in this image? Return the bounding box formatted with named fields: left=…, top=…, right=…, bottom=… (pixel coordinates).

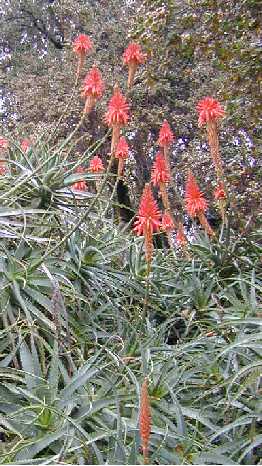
left=0, top=31, right=261, bottom=466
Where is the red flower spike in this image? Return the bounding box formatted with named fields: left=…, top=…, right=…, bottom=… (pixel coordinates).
left=73, top=34, right=93, bottom=80
left=139, top=378, right=151, bottom=465
left=123, top=43, right=145, bottom=66
left=176, top=222, right=187, bottom=246
left=21, top=139, right=31, bottom=153
left=73, top=166, right=87, bottom=191
left=185, top=173, right=214, bottom=236
left=89, top=155, right=104, bottom=173
left=157, top=120, right=174, bottom=147
left=185, top=172, right=208, bottom=218
left=133, top=184, right=161, bottom=236
left=0, top=137, right=8, bottom=150
left=115, top=137, right=129, bottom=177
left=151, top=152, right=171, bottom=187
left=104, top=85, right=129, bottom=153
left=123, top=43, right=146, bottom=88
left=83, top=67, right=104, bottom=114
left=104, top=87, right=129, bottom=128
left=197, top=97, right=225, bottom=127
left=214, top=183, right=226, bottom=200
left=115, top=137, right=129, bottom=160
left=83, top=69, right=104, bottom=97
left=73, top=34, right=93, bottom=57
left=161, top=212, right=175, bottom=232
left=133, top=184, right=161, bottom=263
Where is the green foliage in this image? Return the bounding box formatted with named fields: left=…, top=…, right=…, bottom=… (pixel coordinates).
left=0, top=133, right=261, bottom=464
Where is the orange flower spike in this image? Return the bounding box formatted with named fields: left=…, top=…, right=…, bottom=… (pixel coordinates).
left=197, top=97, right=225, bottom=179
left=185, top=172, right=214, bottom=236
left=157, top=120, right=174, bottom=172
left=176, top=222, right=187, bottom=246
left=72, top=167, right=87, bottom=191
left=139, top=378, right=151, bottom=465
left=104, top=84, right=129, bottom=154
left=133, top=184, right=161, bottom=263
left=82, top=66, right=104, bottom=114
left=185, top=172, right=207, bottom=217
left=151, top=152, right=171, bottom=186
left=151, top=152, right=171, bottom=210
left=161, top=212, right=175, bottom=232
left=89, top=155, right=104, bottom=173
left=115, top=136, right=129, bottom=177
left=197, top=97, right=225, bottom=127
left=123, top=43, right=146, bottom=89
left=73, top=34, right=93, bottom=79
left=158, top=120, right=174, bottom=148
left=21, top=139, right=31, bottom=153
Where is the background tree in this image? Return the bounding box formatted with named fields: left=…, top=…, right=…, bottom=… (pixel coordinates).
left=1, top=0, right=261, bottom=231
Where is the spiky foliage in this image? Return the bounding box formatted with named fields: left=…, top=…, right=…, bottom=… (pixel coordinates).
left=0, top=133, right=260, bottom=465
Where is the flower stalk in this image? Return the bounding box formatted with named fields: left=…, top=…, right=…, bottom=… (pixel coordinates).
left=185, top=172, right=215, bottom=236
left=139, top=378, right=151, bottom=464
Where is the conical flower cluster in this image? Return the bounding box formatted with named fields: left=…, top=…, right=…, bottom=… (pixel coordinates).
left=89, top=156, right=104, bottom=173
left=73, top=34, right=93, bottom=79
left=185, top=172, right=208, bottom=218
left=83, top=66, right=104, bottom=114
left=104, top=85, right=129, bottom=153
left=123, top=43, right=146, bottom=88
left=185, top=172, right=214, bottom=236
left=134, top=184, right=161, bottom=263
left=197, top=97, right=225, bottom=182
left=197, top=97, right=225, bottom=127
left=115, top=136, right=129, bottom=177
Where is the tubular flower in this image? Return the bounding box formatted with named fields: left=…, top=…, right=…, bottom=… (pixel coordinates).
left=157, top=120, right=174, bottom=148
left=151, top=152, right=170, bottom=186
left=21, top=139, right=31, bottom=153
left=104, top=85, right=129, bottom=153
left=73, top=34, right=93, bottom=79
left=214, top=183, right=226, bottom=200
left=139, top=378, right=151, bottom=465
left=197, top=97, right=225, bottom=179
left=73, top=34, right=93, bottom=56
left=185, top=172, right=207, bottom=217
left=123, top=43, right=146, bottom=88
left=197, top=97, right=225, bottom=127
left=185, top=172, right=214, bottom=236
left=161, top=212, right=175, bottom=232
left=82, top=66, right=104, bottom=114
left=115, top=136, right=129, bottom=177
left=133, top=184, right=161, bottom=263
left=157, top=120, right=174, bottom=172
left=0, top=137, right=8, bottom=150
left=72, top=167, right=87, bottom=191
left=176, top=222, right=187, bottom=246
left=89, top=155, right=104, bottom=173
left=151, top=152, right=171, bottom=210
